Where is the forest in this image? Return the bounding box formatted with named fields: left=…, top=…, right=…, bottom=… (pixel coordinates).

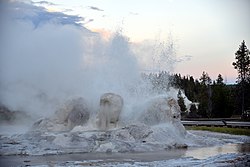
left=143, top=71, right=249, bottom=119
left=143, top=40, right=250, bottom=119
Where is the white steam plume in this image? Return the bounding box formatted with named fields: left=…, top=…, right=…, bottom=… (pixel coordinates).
left=0, top=1, right=147, bottom=120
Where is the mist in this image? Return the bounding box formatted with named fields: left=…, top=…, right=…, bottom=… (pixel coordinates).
left=0, top=1, right=139, bottom=121
left=0, top=1, right=177, bottom=128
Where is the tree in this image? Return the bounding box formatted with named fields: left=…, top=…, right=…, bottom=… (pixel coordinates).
left=211, top=74, right=233, bottom=118
left=216, top=74, right=224, bottom=85
left=198, top=71, right=212, bottom=117
left=232, top=40, right=250, bottom=114
left=199, top=71, right=212, bottom=86
left=233, top=40, right=250, bottom=83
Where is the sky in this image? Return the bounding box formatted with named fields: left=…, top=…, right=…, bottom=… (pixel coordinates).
left=0, top=0, right=249, bottom=118
left=30, top=0, right=250, bottom=84
left=5, top=0, right=250, bottom=83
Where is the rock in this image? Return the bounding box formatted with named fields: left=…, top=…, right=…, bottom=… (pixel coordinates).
left=55, top=97, right=90, bottom=130
left=32, top=118, right=67, bottom=132
left=125, top=124, right=153, bottom=141
left=67, top=104, right=90, bottom=130
left=0, top=105, right=30, bottom=123
left=96, top=93, right=123, bottom=130
left=138, top=96, right=186, bottom=136
left=32, top=97, right=90, bottom=132
left=138, top=97, right=181, bottom=124
left=0, top=105, right=14, bottom=121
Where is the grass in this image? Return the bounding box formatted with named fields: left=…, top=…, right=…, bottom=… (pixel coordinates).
left=186, top=126, right=250, bottom=136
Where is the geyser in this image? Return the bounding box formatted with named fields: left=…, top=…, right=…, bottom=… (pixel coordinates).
left=0, top=0, right=140, bottom=121
left=0, top=1, right=188, bottom=154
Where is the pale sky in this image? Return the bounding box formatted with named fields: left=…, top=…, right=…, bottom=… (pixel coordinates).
left=32, top=0, right=250, bottom=84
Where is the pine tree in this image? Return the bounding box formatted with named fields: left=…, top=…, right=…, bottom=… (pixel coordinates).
left=200, top=71, right=212, bottom=85
left=211, top=74, right=233, bottom=118
left=232, top=40, right=250, bottom=114
left=233, top=40, right=250, bottom=83
left=198, top=71, right=212, bottom=117
left=216, top=74, right=224, bottom=85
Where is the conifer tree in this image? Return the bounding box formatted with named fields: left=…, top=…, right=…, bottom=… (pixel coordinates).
left=198, top=71, right=212, bottom=117
left=233, top=40, right=250, bottom=83
left=200, top=71, right=212, bottom=85
left=216, top=74, right=224, bottom=85
left=232, top=40, right=250, bottom=114
left=211, top=74, right=233, bottom=117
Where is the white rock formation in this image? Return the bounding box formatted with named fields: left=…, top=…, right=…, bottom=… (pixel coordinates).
left=96, top=93, right=123, bottom=130
left=55, top=97, right=90, bottom=130
left=33, top=97, right=90, bottom=131
left=138, top=96, right=186, bottom=136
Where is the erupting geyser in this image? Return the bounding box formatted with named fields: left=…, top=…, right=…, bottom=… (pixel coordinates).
left=0, top=1, right=188, bottom=155
left=1, top=3, right=250, bottom=166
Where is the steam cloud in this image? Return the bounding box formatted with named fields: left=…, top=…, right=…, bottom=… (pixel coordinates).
left=0, top=1, right=178, bottom=125
left=0, top=1, right=145, bottom=120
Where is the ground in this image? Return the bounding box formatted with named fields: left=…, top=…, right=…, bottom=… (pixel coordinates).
left=0, top=125, right=249, bottom=167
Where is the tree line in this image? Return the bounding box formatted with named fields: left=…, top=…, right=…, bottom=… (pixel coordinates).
left=143, top=71, right=235, bottom=118
left=142, top=40, right=250, bottom=119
